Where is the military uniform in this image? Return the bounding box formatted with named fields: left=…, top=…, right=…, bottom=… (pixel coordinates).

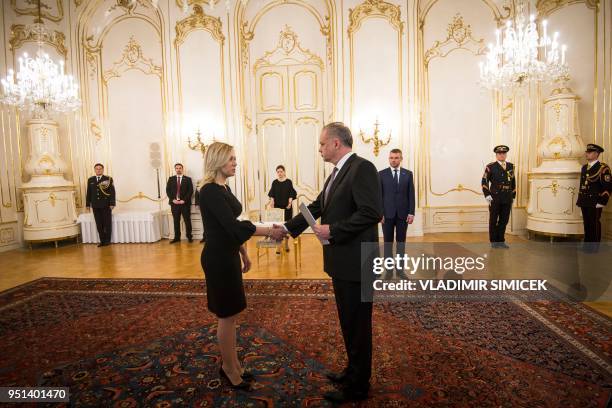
left=482, top=145, right=516, bottom=246
left=576, top=144, right=611, bottom=243
left=86, top=175, right=116, bottom=245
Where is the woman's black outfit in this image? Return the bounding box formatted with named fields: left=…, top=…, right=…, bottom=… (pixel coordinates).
left=268, top=179, right=297, bottom=221
left=199, top=183, right=256, bottom=318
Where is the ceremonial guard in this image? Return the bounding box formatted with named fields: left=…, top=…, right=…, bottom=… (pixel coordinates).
left=482, top=145, right=516, bottom=248
left=86, top=163, right=116, bottom=247
left=576, top=144, right=611, bottom=246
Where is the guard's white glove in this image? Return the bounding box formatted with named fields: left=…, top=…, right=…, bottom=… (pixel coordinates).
left=485, top=196, right=493, bottom=205
left=596, top=203, right=604, bottom=208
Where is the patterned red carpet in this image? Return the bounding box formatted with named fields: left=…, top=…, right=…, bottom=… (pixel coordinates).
left=0, top=278, right=610, bottom=407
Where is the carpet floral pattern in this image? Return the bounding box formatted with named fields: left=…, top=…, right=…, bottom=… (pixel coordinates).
left=0, top=278, right=610, bottom=407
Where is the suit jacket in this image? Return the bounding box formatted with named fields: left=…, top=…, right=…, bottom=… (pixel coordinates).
left=379, top=167, right=415, bottom=219
left=576, top=161, right=612, bottom=207
left=166, top=175, right=193, bottom=205
left=285, top=154, right=382, bottom=282
left=86, top=175, right=116, bottom=209
left=481, top=161, right=516, bottom=204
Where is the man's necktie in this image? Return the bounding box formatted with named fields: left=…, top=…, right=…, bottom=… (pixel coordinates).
left=393, top=169, right=399, bottom=192
left=176, top=177, right=181, bottom=200
left=96, top=176, right=100, bottom=182
left=501, top=162, right=506, bottom=170
left=324, top=167, right=338, bottom=206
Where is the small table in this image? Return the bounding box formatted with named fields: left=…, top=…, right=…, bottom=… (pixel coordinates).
left=78, top=210, right=162, bottom=243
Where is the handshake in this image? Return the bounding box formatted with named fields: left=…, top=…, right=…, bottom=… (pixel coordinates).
left=268, top=224, right=288, bottom=241
left=265, top=223, right=332, bottom=242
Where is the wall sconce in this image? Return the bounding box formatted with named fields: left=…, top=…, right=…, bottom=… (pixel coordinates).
left=187, top=128, right=214, bottom=156
left=359, top=119, right=391, bottom=156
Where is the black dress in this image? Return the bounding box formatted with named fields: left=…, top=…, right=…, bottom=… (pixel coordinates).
left=268, top=179, right=297, bottom=221
left=199, top=183, right=256, bottom=318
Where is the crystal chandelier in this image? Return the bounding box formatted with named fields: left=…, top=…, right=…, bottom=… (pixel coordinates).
left=0, top=1, right=80, bottom=117
left=479, top=0, right=569, bottom=90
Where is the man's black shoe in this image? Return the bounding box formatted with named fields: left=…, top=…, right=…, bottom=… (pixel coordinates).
left=499, top=242, right=510, bottom=249
left=323, top=389, right=368, bottom=403
left=170, top=239, right=180, bottom=244
left=325, top=370, right=348, bottom=384
left=188, top=238, right=193, bottom=243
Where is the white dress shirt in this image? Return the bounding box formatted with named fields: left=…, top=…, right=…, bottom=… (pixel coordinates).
left=334, top=151, right=355, bottom=173
left=390, top=166, right=400, bottom=184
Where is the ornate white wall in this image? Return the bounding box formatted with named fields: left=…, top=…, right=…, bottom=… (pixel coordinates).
left=0, top=0, right=611, bottom=250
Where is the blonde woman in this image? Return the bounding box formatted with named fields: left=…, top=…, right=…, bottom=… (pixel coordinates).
left=199, top=142, right=276, bottom=390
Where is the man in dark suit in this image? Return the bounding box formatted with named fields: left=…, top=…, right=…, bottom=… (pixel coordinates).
left=481, top=145, right=516, bottom=248
left=379, top=148, right=415, bottom=279
left=272, top=122, right=382, bottom=403
left=86, top=163, right=116, bottom=247
left=166, top=163, right=194, bottom=243
left=576, top=143, right=611, bottom=249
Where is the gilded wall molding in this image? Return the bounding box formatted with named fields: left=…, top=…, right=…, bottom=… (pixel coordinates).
left=85, top=50, right=98, bottom=78
left=429, top=184, right=482, bottom=197
left=10, top=0, right=63, bottom=23
left=253, top=26, right=324, bottom=73
left=9, top=24, right=68, bottom=57
left=418, top=0, right=514, bottom=28
left=348, top=0, right=404, bottom=134
left=174, top=3, right=228, bottom=142
left=422, top=13, right=487, bottom=202
left=90, top=119, right=102, bottom=141
left=536, top=0, right=599, bottom=16
left=501, top=100, right=513, bottom=124
left=108, top=0, right=150, bottom=14
left=102, top=36, right=162, bottom=82
left=174, top=4, right=224, bottom=46
left=424, top=14, right=486, bottom=67
left=240, top=21, right=254, bottom=68
left=348, top=0, right=404, bottom=35
left=116, top=191, right=163, bottom=203
left=175, top=0, right=215, bottom=7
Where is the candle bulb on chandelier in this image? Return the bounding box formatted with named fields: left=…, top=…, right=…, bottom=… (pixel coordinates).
left=561, top=45, right=567, bottom=65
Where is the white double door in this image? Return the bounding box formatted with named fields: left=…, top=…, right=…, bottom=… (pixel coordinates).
left=255, top=64, right=328, bottom=210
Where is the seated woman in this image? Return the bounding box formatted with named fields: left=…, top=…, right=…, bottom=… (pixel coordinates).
left=267, top=165, right=297, bottom=253
left=199, top=142, right=278, bottom=390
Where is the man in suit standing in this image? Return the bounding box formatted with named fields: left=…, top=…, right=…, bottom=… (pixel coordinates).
left=272, top=122, right=382, bottom=402
left=380, top=148, right=415, bottom=279
left=86, top=163, right=116, bottom=247
left=577, top=143, right=611, bottom=249
left=481, top=145, right=516, bottom=248
left=166, top=163, right=194, bottom=243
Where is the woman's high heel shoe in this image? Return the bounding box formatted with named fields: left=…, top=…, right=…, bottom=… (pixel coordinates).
left=219, top=366, right=252, bottom=390
left=219, top=359, right=254, bottom=381
left=240, top=370, right=255, bottom=381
